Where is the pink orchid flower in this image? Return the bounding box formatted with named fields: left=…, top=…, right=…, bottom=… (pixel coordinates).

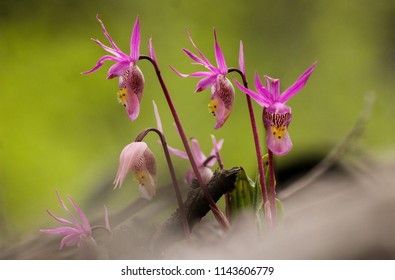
left=170, top=29, right=235, bottom=129
left=153, top=101, right=223, bottom=184
left=235, top=61, right=317, bottom=156
left=113, top=142, right=157, bottom=200
left=83, top=15, right=144, bottom=122
left=41, top=191, right=110, bottom=250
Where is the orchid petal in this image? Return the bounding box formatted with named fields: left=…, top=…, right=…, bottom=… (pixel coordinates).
left=148, top=37, right=156, bottom=62
left=104, top=206, right=111, bottom=233
left=67, top=195, right=91, bottom=233
left=182, top=48, right=207, bottom=66
left=82, top=55, right=121, bottom=75
left=60, top=233, right=80, bottom=249
left=239, top=40, right=245, bottom=76
left=234, top=78, right=270, bottom=107
left=152, top=100, right=162, bottom=133
left=91, top=38, right=128, bottom=59
left=96, top=14, right=123, bottom=54
left=169, top=65, right=190, bottom=78
left=190, top=138, right=206, bottom=165
left=45, top=209, right=73, bottom=226
left=185, top=29, right=214, bottom=68
left=40, top=227, right=80, bottom=235
left=130, top=16, right=140, bottom=62
left=195, top=75, right=217, bottom=92
left=106, top=60, right=130, bottom=79
left=254, top=72, right=273, bottom=104
left=213, top=29, right=227, bottom=74
left=266, top=128, right=293, bottom=156
left=56, top=191, right=82, bottom=231
left=167, top=145, right=189, bottom=159
left=279, top=61, right=317, bottom=103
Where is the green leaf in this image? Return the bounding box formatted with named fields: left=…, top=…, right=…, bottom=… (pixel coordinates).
left=230, top=168, right=256, bottom=214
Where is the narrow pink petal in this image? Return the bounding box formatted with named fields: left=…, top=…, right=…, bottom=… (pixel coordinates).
left=107, top=61, right=130, bottom=79
left=67, top=195, right=91, bottom=233
left=195, top=75, right=217, bottom=92
left=167, top=145, right=189, bottom=159
left=148, top=37, right=156, bottom=62
left=190, top=138, right=206, bottom=165
left=104, top=206, right=112, bottom=233
left=234, top=78, right=270, bottom=107
left=169, top=65, right=190, bottom=78
left=254, top=72, right=273, bottom=104
left=279, top=61, right=317, bottom=103
left=55, top=191, right=82, bottom=232
left=239, top=40, right=246, bottom=76
left=40, top=227, right=80, bottom=235
left=184, top=168, right=195, bottom=185
left=82, top=55, right=120, bottom=75
left=152, top=100, right=163, bottom=133
left=189, top=71, right=214, bottom=77
left=91, top=38, right=128, bottom=59
left=130, top=16, right=140, bottom=62
left=271, top=79, right=281, bottom=102
left=185, top=29, right=214, bottom=68
left=45, top=209, right=73, bottom=226
left=213, top=29, right=228, bottom=74
left=182, top=48, right=206, bottom=66
left=96, top=14, right=123, bottom=53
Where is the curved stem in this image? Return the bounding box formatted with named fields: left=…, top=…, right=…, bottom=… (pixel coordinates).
left=228, top=67, right=272, bottom=228
left=135, top=128, right=191, bottom=241
left=139, top=56, right=230, bottom=229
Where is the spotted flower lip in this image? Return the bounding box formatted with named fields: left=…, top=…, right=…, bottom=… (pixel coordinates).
left=234, top=61, right=317, bottom=155
left=113, top=142, right=157, bottom=200
left=82, top=15, right=144, bottom=122
left=170, top=29, right=235, bottom=129
left=40, top=191, right=110, bottom=250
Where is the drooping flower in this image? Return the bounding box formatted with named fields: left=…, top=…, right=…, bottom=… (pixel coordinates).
left=82, top=15, right=144, bottom=122
left=114, top=142, right=157, bottom=200
left=170, top=29, right=235, bottom=129
left=40, top=191, right=111, bottom=250
left=153, top=100, right=223, bottom=184
left=235, top=61, right=317, bottom=156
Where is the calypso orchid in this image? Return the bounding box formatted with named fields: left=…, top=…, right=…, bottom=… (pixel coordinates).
left=40, top=191, right=111, bottom=250
left=82, top=15, right=144, bottom=122
left=170, top=29, right=235, bottom=129
left=153, top=100, right=223, bottom=184
left=114, top=142, right=157, bottom=200
left=235, top=61, right=317, bottom=156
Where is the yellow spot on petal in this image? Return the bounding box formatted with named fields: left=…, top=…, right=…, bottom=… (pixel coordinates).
left=271, top=125, right=287, bottom=140
left=208, top=99, right=218, bottom=117
left=117, top=88, right=128, bottom=106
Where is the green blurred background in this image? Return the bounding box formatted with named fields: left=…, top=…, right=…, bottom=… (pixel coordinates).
left=1, top=0, right=394, bottom=246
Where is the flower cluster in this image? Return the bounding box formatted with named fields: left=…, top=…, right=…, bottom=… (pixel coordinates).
left=43, top=14, right=317, bottom=251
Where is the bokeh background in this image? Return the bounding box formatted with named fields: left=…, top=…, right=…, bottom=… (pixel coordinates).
left=1, top=0, right=394, bottom=248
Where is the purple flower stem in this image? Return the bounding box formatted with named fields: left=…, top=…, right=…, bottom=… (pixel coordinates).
left=135, top=127, right=191, bottom=241
left=140, top=55, right=230, bottom=229
left=267, top=149, right=277, bottom=225
left=228, top=68, right=272, bottom=228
